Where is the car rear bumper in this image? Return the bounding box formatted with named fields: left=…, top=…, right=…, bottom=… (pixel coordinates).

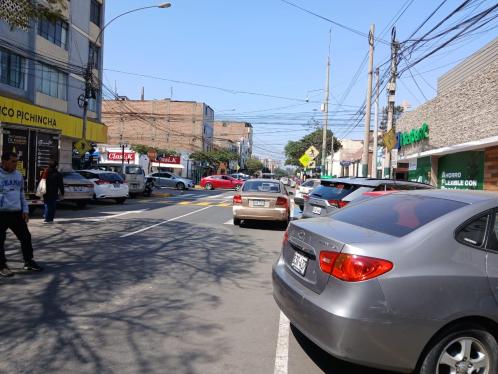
left=233, top=206, right=288, bottom=221
left=272, top=256, right=425, bottom=373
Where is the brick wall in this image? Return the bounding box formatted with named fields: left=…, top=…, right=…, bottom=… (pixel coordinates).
left=213, top=121, right=253, bottom=153
left=485, top=146, right=498, bottom=192
left=102, top=99, right=213, bottom=153
left=396, top=59, right=498, bottom=158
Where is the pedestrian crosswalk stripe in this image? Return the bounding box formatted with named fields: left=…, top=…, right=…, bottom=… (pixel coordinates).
left=175, top=201, right=231, bottom=207
left=196, top=202, right=210, bottom=206
left=179, top=201, right=191, bottom=205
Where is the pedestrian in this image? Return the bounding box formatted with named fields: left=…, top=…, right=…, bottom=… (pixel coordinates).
left=41, top=159, right=64, bottom=224
left=0, top=151, right=43, bottom=277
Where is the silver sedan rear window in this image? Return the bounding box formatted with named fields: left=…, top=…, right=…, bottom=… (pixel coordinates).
left=332, top=194, right=466, bottom=237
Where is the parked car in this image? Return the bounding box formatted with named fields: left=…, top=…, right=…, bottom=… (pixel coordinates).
left=230, top=173, right=250, bottom=181
left=233, top=179, right=291, bottom=228
left=273, top=189, right=498, bottom=373
left=76, top=170, right=129, bottom=204
left=61, top=171, right=94, bottom=208
left=96, top=163, right=146, bottom=196
left=147, top=172, right=194, bottom=190
left=200, top=175, right=243, bottom=190
left=294, top=178, right=321, bottom=211
left=301, top=177, right=433, bottom=218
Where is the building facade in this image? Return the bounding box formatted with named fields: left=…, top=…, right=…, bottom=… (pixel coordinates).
left=395, top=37, right=498, bottom=191
left=0, top=0, right=107, bottom=195
left=213, top=120, right=253, bottom=168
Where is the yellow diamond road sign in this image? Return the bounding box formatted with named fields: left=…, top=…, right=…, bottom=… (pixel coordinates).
left=305, top=146, right=319, bottom=160
left=299, top=154, right=311, bottom=167
left=383, top=129, right=397, bottom=152
left=74, top=139, right=92, bottom=154
left=307, top=160, right=316, bottom=168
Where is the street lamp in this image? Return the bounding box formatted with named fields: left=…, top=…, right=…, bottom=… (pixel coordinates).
left=81, top=3, right=172, bottom=141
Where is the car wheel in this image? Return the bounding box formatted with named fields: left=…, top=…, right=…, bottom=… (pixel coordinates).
left=419, top=325, right=497, bottom=374
left=76, top=201, right=87, bottom=209
left=176, top=182, right=185, bottom=190
left=234, top=184, right=241, bottom=191
left=233, top=218, right=241, bottom=226
left=115, top=197, right=127, bottom=204
left=205, top=183, right=213, bottom=190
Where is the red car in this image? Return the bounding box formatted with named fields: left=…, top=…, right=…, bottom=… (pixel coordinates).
left=200, top=175, right=243, bottom=190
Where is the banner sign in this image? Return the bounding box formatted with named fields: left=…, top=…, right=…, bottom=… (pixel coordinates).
left=438, top=151, right=484, bottom=190
left=108, top=152, right=136, bottom=162
left=158, top=156, right=180, bottom=164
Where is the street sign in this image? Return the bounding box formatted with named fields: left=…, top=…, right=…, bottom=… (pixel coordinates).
left=307, top=160, right=316, bottom=168
left=74, top=139, right=92, bottom=154
left=383, top=129, right=396, bottom=152
left=305, top=146, right=319, bottom=160
left=299, top=154, right=311, bottom=167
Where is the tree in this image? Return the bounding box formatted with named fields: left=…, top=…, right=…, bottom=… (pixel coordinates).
left=245, top=158, right=264, bottom=175
left=130, top=144, right=178, bottom=157
left=0, top=0, right=67, bottom=29
left=284, top=128, right=341, bottom=167
left=189, top=149, right=238, bottom=171
left=273, top=168, right=288, bottom=178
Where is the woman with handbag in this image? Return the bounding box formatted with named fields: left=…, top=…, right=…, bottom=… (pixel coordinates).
left=41, top=160, right=64, bottom=224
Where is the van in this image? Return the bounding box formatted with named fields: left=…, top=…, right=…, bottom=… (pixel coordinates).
left=95, top=163, right=145, bottom=196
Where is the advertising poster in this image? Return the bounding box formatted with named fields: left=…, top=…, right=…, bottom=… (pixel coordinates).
left=36, top=132, right=59, bottom=182
left=438, top=151, right=484, bottom=190
left=408, top=156, right=431, bottom=184
left=2, top=128, right=29, bottom=179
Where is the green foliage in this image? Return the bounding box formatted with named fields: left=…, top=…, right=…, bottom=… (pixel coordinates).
left=130, top=144, right=178, bottom=157
left=0, top=0, right=66, bottom=29
left=245, top=158, right=264, bottom=175
left=284, top=128, right=341, bottom=167
left=189, top=149, right=238, bottom=168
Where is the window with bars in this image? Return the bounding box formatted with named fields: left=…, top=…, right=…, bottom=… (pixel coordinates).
left=35, top=63, right=67, bottom=100
left=0, top=48, right=27, bottom=90
left=38, top=17, right=68, bottom=49
left=90, top=0, right=102, bottom=26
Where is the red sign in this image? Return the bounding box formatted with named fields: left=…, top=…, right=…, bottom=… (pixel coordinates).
left=158, top=156, right=181, bottom=164
left=108, top=152, right=136, bottom=162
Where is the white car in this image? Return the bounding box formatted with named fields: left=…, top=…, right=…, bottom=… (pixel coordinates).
left=76, top=170, right=129, bottom=204
left=294, top=178, right=321, bottom=211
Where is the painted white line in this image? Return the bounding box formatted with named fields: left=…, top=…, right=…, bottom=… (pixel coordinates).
left=274, top=311, right=290, bottom=374
left=181, top=193, right=195, bottom=197
left=120, top=206, right=211, bottom=238
left=51, top=210, right=147, bottom=223
left=206, top=194, right=225, bottom=199
left=223, top=219, right=233, bottom=225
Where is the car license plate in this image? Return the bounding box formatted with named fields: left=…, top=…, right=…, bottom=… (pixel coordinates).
left=291, top=251, right=308, bottom=275
left=131, top=184, right=139, bottom=188
left=252, top=200, right=265, bottom=207
left=312, top=206, right=322, bottom=215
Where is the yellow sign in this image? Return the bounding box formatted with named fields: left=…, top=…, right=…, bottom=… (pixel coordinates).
left=305, top=146, right=319, bottom=160
left=74, top=139, right=92, bottom=154
left=383, top=128, right=396, bottom=152
left=0, top=95, right=107, bottom=143
left=299, top=154, right=311, bottom=167
left=308, top=160, right=316, bottom=168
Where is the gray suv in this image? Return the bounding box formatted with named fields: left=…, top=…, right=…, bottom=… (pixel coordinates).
left=302, top=177, right=433, bottom=218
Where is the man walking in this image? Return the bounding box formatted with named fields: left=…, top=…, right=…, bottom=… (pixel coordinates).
left=42, top=159, right=64, bottom=223
left=0, top=151, right=43, bottom=277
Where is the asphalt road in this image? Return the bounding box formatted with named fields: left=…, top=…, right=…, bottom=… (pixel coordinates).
left=1, top=188, right=397, bottom=374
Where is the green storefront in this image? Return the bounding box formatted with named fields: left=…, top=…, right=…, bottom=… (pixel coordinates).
left=408, top=156, right=431, bottom=184
left=437, top=151, right=484, bottom=190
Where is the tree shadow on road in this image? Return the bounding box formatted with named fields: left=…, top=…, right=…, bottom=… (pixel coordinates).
left=0, top=218, right=276, bottom=373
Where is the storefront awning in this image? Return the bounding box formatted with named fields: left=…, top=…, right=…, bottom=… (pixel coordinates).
left=151, top=162, right=184, bottom=169
left=398, top=135, right=498, bottom=161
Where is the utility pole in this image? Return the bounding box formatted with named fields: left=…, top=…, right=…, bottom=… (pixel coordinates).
left=372, top=67, right=380, bottom=178
left=361, top=24, right=375, bottom=177
left=383, top=27, right=399, bottom=178
left=321, top=29, right=331, bottom=176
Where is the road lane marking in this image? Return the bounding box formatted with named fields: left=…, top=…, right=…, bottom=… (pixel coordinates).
left=274, top=311, right=290, bottom=374
left=120, top=206, right=212, bottom=238
left=196, top=202, right=210, bottom=206
left=36, top=210, right=148, bottom=223
left=223, top=219, right=233, bottom=225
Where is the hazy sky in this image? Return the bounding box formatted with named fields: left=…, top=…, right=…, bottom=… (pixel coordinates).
left=103, top=0, right=497, bottom=161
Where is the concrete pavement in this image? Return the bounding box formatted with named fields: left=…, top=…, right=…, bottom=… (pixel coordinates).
left=0, top=188, right=395, bottom=374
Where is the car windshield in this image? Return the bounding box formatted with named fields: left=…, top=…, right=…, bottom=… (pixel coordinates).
left=126, top=166, right=143, bottom=175
left=301, top=180, right=315, bottom=187
left=332, top=194, right=467, bottom=237
left=243, top=181, right=280, bottom=193
left=97, top=165, right=122, bottom=173
left=62, top=172, right=86, bottom=180
left=99, top=173, right=123, bottom=182
left=311, top=182, right=357, bottom=200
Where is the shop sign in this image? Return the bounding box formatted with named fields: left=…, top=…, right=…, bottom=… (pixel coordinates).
left=158, top=156, right=180, bottom=164
left=2, top=129, right=28, bottom=177
left=438, top=152, right=484, bottom=190
left=108, top=152, right=136, bottom=162
left=409, top=156, right=431, bottom=184
left=397, top=122, right=429, bottom=149
left=0, top=95, right=107, bottom=143
left=408, top=159, right=417, bottom=171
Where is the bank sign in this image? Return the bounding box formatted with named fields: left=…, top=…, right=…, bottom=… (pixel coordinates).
left=396, top=123, right=429, bottom=149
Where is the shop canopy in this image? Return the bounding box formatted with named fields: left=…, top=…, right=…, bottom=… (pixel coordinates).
left=151, top=162, right=184, bottom=169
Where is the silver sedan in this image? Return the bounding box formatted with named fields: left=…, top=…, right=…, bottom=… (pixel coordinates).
left=273, top=189, right=498, bottom=373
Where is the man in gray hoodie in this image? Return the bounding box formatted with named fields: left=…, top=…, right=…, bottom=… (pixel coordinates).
left=0, top=151, right=43, bottom=277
